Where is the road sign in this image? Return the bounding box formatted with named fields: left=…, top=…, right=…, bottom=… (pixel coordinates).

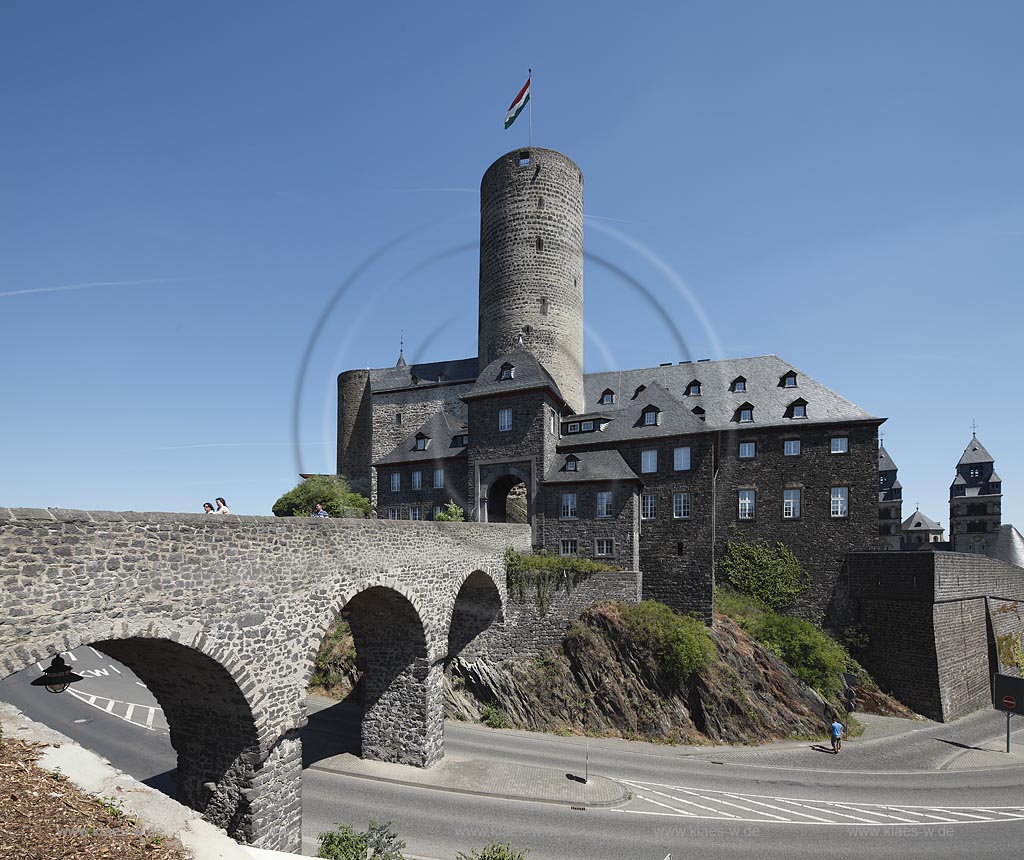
left=993, top=674, right=1024, bottom=716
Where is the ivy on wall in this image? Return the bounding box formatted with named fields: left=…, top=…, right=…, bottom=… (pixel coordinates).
left=504, top=548, right=619, bottom=615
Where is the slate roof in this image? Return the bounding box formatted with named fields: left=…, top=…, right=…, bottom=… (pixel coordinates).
left=582, top=355, right=878, bottom=432
left=368, top=357, right=478, bottom=393
left=461, top=350, right=565, bottom=403
left=902, top=510, right=943, bottom=532
left=878, top=444, right=898, bottom=472
left=991, top=524, right=1024, bottom=569
left=544, top=449, right=642, bottom=485
left=374, top=411, right=468, bottom=465
left=957, top=435, right=995, bottom=466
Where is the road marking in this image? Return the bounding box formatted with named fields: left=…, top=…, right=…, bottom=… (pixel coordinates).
left=622, top=782, right=738, bottom=818
left=146, top=707, right=156, bottom=729
left=108, top=664, right=122, bottom=675
left=720, top=793, right=832, bottom=823
left=104, top=699, right=115, bottom=713
left=135, top=681, right=146, bottom=688
left=830, top=803, right=915, bottom=824
left=66, top=688, right=165, bottom=732
left=876, top=806, right=956, bottom=823
left=89, top=647, right=104, bottom=658
left=62, top=651, right=77, bottom=661
left=633, top=793, right=696, bottom=817
left=124, top=703, right=134, bottom=721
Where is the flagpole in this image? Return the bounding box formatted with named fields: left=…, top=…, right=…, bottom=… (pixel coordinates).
left=528, top=68, right=533, bottom=148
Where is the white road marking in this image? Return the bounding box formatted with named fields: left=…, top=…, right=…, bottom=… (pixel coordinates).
left=104, top=699, right=115, bottom=713
left=62, top=651, right=77, bottom=661
left=618, top=780, right=1024, bottom=826
left=135, top=681, right=146, bottom=687
left=89, top=647, right=104, bottom=658
left=66, top=688, right=164, bottom=732
left=124, top=703, right=134, bottom=721
left=146, top=707, right=156, bottom=729
left=108, top=664, right=122, bottom=675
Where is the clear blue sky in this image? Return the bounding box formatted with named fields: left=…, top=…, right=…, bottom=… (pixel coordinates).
left=2, top=2, right=1022, bottom=532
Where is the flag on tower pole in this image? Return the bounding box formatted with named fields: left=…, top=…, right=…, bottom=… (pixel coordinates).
left=504, top=73, right=531, bottom=131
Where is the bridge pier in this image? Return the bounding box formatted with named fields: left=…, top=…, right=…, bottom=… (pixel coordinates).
left=361, top=656, right=444, bottom=766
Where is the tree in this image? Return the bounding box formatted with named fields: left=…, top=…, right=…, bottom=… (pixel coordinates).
left=433, top=500, right=465, bottom=522
left=272, top=474, right=371, bottom=519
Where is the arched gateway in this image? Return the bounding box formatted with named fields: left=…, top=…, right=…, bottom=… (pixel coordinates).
left=0, top=508, right=528, bottom=851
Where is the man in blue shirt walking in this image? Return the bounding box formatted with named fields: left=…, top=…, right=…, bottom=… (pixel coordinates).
left=830, top=719, right=844, bottom=754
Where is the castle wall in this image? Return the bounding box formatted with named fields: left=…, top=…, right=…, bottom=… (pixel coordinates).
left=479, top=149, right=584, bottom=413
left=535, top=483, right=640, bottom=571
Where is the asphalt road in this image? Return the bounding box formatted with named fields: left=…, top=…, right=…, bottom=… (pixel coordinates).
left=4, top=652, right=1023, bottom=859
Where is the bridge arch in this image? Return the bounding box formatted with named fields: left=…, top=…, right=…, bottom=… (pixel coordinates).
left=446, top=569, right=504, bottom=664
left=4, top=620, right=268, bottom=845
left=309, top=580, right=442, bottom=766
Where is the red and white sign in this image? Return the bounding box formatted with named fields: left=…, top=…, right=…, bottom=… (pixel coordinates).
left=1003, top=695, right=1016, bottom=710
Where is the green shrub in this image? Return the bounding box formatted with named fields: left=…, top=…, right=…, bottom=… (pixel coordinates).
left=456, top=843, right=528, bottom=860
left=505, top=548, right=618, bottom=614
left=434, top=500, right=466, bottom=521
left=713, top=586, right=769, bottom=628
left=717, top=539, right=808, bottom=610
left=748, top=614, right=848, bottom=698
left=273, top=474, right=371, bottom=518
left=317, top=820, right=404, bottom=860
left=480, top=702, right=511, bottom=729
left=618, top=601, right=715, bottom=682
left=310, top=620, right=356, bottom=691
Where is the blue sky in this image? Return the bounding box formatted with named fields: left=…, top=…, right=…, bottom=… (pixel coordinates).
left=2, top=2, right=1022, bottom=531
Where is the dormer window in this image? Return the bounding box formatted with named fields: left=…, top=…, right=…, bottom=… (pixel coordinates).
left=499, top=362, right=515, bottom=381
left=414, top=434, right=429, bottom=451
left=600, top=389, right=615, bottom=405
left=567, top=422, right=580, bottom=434
left=731, top=376, right=747, bottom=393
left=686, top=380, right=702, bottom=396
left=692, top=406, right=706, bottom=421
left=642, top=406, right=660, bottom=426
left=781, top=371, right=798, bottom=389
left=969, top=467, right=980, bottom=479
left=580, top=420, right=594, bottom=431
left=454, top=434, right=469, bottom=447
left=787, top=398, right=808, bottom=419
left=565, top=455, right=579, bottom=472
left=735, top=402, right=754, bottom=423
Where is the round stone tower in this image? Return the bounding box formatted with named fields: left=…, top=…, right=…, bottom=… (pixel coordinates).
left=478, top=148, right=584, bottom=414
left=336, top=368, right=372, bottom=496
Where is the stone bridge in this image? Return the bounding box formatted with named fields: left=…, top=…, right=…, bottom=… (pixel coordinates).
left=0, top=508, right=531, bottom=851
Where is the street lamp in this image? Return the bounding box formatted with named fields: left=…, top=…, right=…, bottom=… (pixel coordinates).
left=31, top=656, right=84, bottom=694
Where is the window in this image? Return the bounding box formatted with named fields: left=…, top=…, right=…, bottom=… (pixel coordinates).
left=673, top=446, right=691, bottom=471
left=539, top=297, right=548, bottom=314
left=561, top=492, right=577, bottom=519
left=565, top=457, right=578, bottom=472
left=432, top=505, right=442, bottom=520
left=596, top=491, right=613, bottom=518
left=643, top=409, right=659, bottom=426
left=518, top=151, right=530, bottom=167
left=783, top=488, right=801, bottom=519
left=831, top=487, right=849, bottom=518
left=784, top=439, right=801, bottom=456
left=642, top=493, right=657, bottom=520
left=560, top=539, right=578, bottom=556
left=731, top=377, right=747, bottom=393
left=536, top=237, right=543, bottom=252
left=411, top=470, right=422, bottom=490
left=789, top=401, right=807, bottom=419
left=969, top=467, right=980, bottom=479
left=388, top=507, right=401, bottom=520
left=738, top=490, right=756, bottom=520
left=641, top=449, right=658, bottom=473
left=433, top=468, right=444, bottom=489
left=600, top=389, right=615, bottom=405
left=739, top=441, right=756, bottom=459
left=498, top=408, right=512, bottom=432
left=595, top=538, right=614, bottom=557
left=415, top=434, right=428, bottom=451
left=739, top=407, right=753, bottom=423
left=782, top=372, right=798, bottom=388
left=550, top=413, right=557, bottom=435
left=687, top=381, right=701, bottom=396
left=581, top=420, right=594, bottom=431
left=410, top=507, right=423, bottom=521
left=455, top=434, right=469, bottom=447
left=394, top=413, right=402, bottom=426
left=567, top=422, right=580, bottom=433
left=499, top=364, right=515, bottom=380
left=673, top=492, right=692, bottom=519
left=390, top=473, right=400, bottom=493
left=831, top=437, right=849, bottom=454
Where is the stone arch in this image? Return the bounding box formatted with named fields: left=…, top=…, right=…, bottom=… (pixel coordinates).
left=485, top=466, right=532, bottom=524
left=310, top=581, right=442, bottom=767
left=446, top=570, right=504, bottom=664
left=6, top=621, right=267, bottom=845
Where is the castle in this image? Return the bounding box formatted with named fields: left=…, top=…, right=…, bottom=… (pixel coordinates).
left=336, top=147, right=886, bottom=620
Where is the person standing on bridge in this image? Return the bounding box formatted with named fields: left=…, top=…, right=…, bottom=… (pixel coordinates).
left=310, top=502, right=329, bottom=517
left=215, top=497, right=231, bottom=514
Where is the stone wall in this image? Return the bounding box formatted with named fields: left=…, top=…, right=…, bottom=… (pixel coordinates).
left=535, top=483, right=640, bottom=572
left=462, top=570, right=642, bottom=661
left=0, top=508, right=529, bottom=850
left=846, top=550, right=1024, bottom=721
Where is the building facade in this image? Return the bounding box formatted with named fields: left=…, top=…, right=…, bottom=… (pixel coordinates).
left=337, top=147, right=884, bottom=619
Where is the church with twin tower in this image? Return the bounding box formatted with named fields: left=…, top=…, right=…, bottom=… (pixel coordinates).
left=337, top=148, right=883, bottom=620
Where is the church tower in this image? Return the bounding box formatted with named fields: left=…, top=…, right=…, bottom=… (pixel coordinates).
left=477, top=148, right=585, bottom=414
left=949, top=434, right=1003, bottom=553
